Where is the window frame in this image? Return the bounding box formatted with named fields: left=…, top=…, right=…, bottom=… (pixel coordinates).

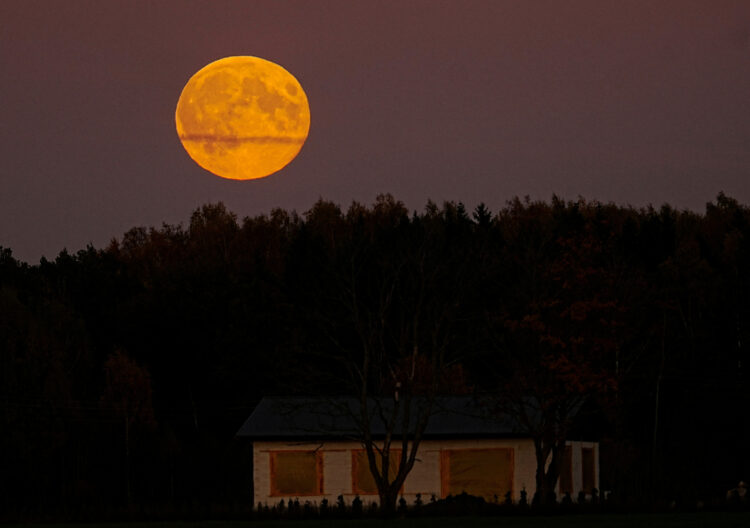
left=269, top=449, right=324, bottom=497
left=440, top=447, right=514, bottom=500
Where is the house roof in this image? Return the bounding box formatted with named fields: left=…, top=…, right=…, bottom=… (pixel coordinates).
left=236, top=396, right=525, bottom=440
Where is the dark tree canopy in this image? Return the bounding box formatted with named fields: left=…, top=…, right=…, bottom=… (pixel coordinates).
left=1, top=193, right=749, bottom=518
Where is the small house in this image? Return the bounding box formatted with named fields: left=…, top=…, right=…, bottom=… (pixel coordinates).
left=236, top=397, right=598, bottom=506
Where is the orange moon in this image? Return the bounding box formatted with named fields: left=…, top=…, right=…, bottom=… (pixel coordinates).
left=175, top=56, right=310, bottom=180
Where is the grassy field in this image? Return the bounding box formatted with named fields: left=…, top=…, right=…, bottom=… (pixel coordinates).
left=9, top=513, right=750, bottom=528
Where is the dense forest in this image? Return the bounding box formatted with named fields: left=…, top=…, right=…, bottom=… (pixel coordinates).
left=1, top=193, right=749, bottom=519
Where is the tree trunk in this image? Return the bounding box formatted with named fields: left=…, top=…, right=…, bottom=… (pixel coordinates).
left=533, top=440, right=551, bottom=505
left=544, top=447, right=563, bottom=503
left=534, top=464, right=547, bottom=505
left=533, top=438, right=564, bottom=506
left=378, top=489, right=398, bottom=517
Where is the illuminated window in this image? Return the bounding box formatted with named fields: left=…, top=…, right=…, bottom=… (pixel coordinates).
left=559, top=445, right=573, bottom=495
left=352, top=449, right=401, bottom=495
left=581, top=447, right=595, bottom=494
left=441, top=448, right=513, bottom=500
left=269, top=451, right=322, bottom=496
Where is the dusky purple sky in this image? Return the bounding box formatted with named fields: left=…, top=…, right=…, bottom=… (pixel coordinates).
left=2, top=0, right=749, bottom=263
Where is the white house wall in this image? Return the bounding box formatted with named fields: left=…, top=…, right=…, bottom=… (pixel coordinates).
left=253, top=438, right=603, bottom=506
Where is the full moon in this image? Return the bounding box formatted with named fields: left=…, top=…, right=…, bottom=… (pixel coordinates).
left=175, top=56, right=310, bottom=180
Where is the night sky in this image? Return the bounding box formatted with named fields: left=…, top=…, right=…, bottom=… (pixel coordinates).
left=2, top=0, right=749, bottom=264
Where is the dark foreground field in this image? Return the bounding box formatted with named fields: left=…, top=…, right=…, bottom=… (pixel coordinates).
left=10, top=514, right=750, bottom=528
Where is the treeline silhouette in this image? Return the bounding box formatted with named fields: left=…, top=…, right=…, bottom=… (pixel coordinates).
left=1, top=193, right=748, bottom=519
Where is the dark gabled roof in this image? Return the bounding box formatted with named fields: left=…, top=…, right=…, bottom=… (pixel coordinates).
left=236, top=396, right=524, bottom=440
